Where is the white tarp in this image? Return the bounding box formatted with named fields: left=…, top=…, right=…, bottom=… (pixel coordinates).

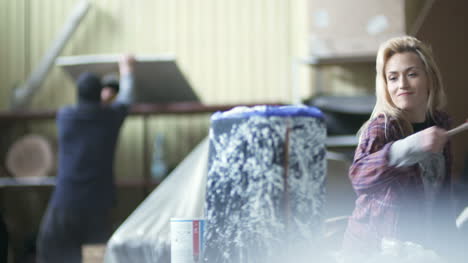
left=104, top=137, right=209, bottom=263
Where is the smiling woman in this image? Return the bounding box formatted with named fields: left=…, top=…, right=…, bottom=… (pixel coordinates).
left=342, top=36, right=460, bottom=261
left=385, top=52, right=429, bottom=122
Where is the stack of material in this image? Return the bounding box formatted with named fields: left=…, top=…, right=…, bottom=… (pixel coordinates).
left=204, top=105, right=327, bottom=263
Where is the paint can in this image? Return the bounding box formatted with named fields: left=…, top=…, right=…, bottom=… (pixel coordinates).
left=170, top=218, right=205, bottom=263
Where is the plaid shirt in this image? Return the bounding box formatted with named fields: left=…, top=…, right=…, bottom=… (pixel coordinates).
left=343, top=111, right=453, bottom=252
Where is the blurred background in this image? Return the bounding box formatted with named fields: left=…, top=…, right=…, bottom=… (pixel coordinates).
left=0, top=0, right=466, bottom=262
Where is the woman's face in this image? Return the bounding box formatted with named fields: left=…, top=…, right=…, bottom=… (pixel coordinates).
left=385, top=51, right=429, bottom=122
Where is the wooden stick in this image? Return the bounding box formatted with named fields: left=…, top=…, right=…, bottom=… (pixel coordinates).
left=447, top=121, right=468, bottom=137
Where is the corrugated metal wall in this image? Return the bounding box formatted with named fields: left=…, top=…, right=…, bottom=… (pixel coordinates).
left=0, top=0, right=27, bottom=107
left=0, top=0, right=308, bottom=179
left=1, top=0, right=305, bottom=108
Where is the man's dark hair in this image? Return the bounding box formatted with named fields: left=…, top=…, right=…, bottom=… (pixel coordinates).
left=77, top=72, right=102, bottom=103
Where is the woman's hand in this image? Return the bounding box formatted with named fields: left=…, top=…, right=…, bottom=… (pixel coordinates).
left=418, top=126, right=448, bottom=153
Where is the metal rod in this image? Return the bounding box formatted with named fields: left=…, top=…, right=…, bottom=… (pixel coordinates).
left=11, top=0, right=91, bottom=110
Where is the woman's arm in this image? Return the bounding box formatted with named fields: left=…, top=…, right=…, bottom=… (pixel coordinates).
left=349, top=117, right=415, bottom=194
left=389, top=126, right=448, bottom=167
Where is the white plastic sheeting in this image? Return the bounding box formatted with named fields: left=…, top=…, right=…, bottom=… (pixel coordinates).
left=104, top=137, right=209, bottom=263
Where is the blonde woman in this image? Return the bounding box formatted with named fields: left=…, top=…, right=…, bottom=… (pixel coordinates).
left=342, top=36, right=457, bottom=258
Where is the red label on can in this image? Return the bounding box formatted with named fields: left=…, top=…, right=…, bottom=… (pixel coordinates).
left=193, top=220, right=200, bottom=262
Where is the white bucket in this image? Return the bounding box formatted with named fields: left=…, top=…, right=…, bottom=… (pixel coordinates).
left=170, top=218, right=205, bottom=263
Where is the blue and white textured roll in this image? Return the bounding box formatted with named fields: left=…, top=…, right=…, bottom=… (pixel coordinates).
left=204, top=105, right=326, bottom=263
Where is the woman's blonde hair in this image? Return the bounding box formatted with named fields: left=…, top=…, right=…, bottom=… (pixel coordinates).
left=361, top=36, right=446, bottom=137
